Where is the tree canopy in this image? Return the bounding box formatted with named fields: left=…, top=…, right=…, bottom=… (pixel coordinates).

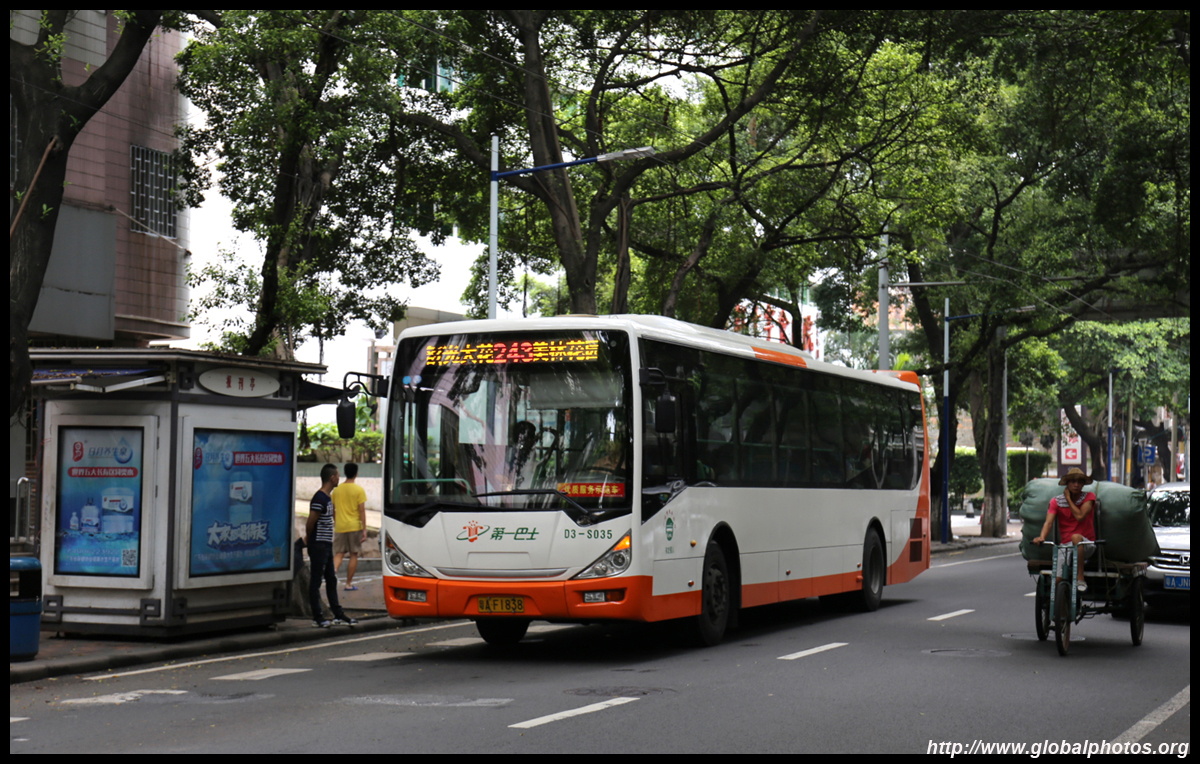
left=12, top=11, right=1189, bottom=470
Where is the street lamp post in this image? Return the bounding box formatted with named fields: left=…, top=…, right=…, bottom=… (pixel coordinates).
left=487, top=138, right=655, bottom=319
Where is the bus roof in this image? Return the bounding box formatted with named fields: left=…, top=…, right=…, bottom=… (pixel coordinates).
left=397, top=314, right=921, bottom=392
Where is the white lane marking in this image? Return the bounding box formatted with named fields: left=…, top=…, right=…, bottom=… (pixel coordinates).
left=1025, top=591, right=1037, bottom=597
left=84, top=620, right=471, bottom=681
left=1112, top=685, right=1190, bottom=745
left=931, top=552, right=1021, bottom=569
left=60, top=690, right=189, bottom=706
left=778, top=642, right=849, bottom=661
left=11, top=717, right=31, bottom=723
left=329, top=652, right=416, bottom=662
left=927, top=609, right=975, bottom=621
left=509, top=697, right=639, bottom=729
left=213, top=668, right=311, bottom=681
left=346, top=695, right=513, bottom=708
left=430, top=638, right=483, bottom=647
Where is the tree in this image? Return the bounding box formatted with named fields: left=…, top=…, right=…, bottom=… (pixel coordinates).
left=896, top=11, right=1189, bottom=536
left=1056, top=319, right=1190, bottom=481
left=399, top=10, right=845, bottom=317
left=178, top=10, right=455, bottom=358
left=10, top=10, right=190, bottom=418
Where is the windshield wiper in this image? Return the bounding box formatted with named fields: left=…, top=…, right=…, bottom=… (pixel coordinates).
left=388, top=498, right=479, bottom=528
left=476, top=489, right=628, bottom=526
left=477, top=488, right=587, bottom=513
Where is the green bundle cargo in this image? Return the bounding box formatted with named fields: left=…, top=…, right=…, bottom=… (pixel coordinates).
left=1019, top=478, right=1159, bottom=563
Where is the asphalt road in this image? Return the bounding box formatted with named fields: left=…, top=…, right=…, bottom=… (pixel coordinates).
left=10, top=545, right=1191, bottom=754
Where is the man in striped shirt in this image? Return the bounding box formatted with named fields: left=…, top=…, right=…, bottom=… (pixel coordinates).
left=306, top=463, right=357, bottom=628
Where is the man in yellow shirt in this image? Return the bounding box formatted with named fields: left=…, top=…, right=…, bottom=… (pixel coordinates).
left=331, top=462, right=368, bottom=590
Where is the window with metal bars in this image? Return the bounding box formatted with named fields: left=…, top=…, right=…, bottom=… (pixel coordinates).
left=129, top=145, right=177, bottom=238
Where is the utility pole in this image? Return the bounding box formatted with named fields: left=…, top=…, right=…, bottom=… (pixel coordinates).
left=877, top=226, right=889, bottom=369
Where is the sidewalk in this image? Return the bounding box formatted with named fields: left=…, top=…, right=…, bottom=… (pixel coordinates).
left=931, top=514, right=1024, bottom=554
left=11, top=513, right=1019, bottom=685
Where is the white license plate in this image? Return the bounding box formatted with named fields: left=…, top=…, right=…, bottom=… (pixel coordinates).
left=1164, top=575, right=1190, bottom=590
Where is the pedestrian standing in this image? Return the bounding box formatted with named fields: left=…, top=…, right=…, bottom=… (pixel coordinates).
left=332, top=461, right=369, bottom=591
left=306, top=463, right=358, bottom=628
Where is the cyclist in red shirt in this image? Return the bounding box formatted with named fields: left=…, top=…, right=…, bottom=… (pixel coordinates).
left=1033, top=468, right=1097, bottom=592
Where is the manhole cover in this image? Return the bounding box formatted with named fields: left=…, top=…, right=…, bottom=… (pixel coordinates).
left=565, top=687, right=675, bottom=698
left=922, top=648, right=1011, bottom=658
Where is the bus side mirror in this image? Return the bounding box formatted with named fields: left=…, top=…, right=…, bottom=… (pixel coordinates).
left=655, top=391, right=677, bottom=434
left=336, top=397, right=357, bottom=439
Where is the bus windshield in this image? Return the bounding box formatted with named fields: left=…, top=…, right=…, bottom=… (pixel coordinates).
left=387, top=330, right=632, bottom=518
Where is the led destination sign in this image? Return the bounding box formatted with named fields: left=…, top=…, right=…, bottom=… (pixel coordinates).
left=425, top=338, right=600, bottom=366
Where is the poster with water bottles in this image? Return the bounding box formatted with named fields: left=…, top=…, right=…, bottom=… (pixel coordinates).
left=190, top=428, right=293, bottom=576
left=55, top=427, right=144, bottom=576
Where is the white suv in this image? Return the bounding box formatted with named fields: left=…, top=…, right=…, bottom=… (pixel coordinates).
left=1145, top=482, right=1190, bottom=605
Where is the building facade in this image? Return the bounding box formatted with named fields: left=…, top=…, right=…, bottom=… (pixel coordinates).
left=11, top=10, right=190, bottom=346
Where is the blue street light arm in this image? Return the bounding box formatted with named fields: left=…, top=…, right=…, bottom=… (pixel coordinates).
left=494, top=157, right=596, bottom=180
left=493, top=146, right=656, bottom=181
left=487, top=143, right=655, bottom=319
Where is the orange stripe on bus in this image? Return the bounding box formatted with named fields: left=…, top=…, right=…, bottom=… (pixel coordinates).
left=753, top=347, right=807, bottom=368
left=382, top=574, right=701, bottom=623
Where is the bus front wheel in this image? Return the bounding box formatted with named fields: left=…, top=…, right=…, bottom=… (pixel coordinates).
left=476, top=618, right=530, bottom=647
left=689, top=541, right=731, bottom=647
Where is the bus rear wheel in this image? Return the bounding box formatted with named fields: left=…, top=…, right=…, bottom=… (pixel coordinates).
left=689, top=541, right=730, bottom=647
left=859, top=529, right=885, bottom=612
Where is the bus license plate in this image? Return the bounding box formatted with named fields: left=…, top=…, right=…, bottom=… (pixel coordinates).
left=477, top=596, right=524, bottom=614
left=1164, top=575, right=1190, bottom=590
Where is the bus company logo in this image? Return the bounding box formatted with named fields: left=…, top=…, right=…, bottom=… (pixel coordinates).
left=73, top=442, right=84, bottom=462
left=458, top=521, right=491, bottom=543
left=665, top=515, right=675, bottom=541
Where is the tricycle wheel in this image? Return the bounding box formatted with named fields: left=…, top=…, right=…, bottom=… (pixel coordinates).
left=1034, top=576, right=1050, bottom=641
left=1129, top=576, right=1144, bottom=646
left=1054, top=580, right=1072, bottom=656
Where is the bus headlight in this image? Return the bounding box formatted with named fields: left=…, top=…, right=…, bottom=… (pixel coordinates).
left=385, top=533, right=434, bottom=578
left=573, top=532, right=632, bottom=579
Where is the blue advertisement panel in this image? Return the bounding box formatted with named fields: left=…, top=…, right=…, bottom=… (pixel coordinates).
left=190, top=428, right=293, bottom=576
left=55, top=427, right=144, bottom=577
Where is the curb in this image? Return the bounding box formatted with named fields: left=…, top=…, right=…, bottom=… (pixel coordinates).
left=9, top=614, right=400, bottom=685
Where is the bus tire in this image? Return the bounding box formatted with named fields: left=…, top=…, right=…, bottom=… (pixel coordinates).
left=690, top=541, right=731, bottom=647
left=859, top=529, right=885, bottom=612
left=476, top=618, right=530, bottom=647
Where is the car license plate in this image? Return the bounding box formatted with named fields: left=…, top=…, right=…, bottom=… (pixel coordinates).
left=477, top=596, right=524, bottom=614
left=1164, top=575, right=1190, bottom=590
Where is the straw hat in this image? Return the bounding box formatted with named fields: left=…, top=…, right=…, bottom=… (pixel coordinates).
left=1058, top=467, right=1094, bottom=486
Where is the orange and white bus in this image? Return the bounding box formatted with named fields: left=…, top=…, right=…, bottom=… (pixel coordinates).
left=379, top=315, right=929, bottom=645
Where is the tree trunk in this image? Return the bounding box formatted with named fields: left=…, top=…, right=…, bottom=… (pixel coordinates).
left=9, top=10, right=163, bottom=417
left=978, top=336, right=1009, bottom=538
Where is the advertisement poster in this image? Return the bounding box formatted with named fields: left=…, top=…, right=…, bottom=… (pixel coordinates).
left=55, top=427, right=143, bottom=577
left=190, top=428, right=292, bottom=577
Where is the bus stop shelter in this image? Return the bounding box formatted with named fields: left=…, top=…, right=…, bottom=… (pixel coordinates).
left=25, top=348, right=336, bottom=636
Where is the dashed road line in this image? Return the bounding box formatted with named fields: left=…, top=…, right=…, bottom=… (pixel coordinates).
left=329, top=652, right=416, bottom=662
left=509, top=697, right=640, bottom=729
left=927, top=609, right=974, bottom=621
left=777, top=642, right=849, bottom=661
left=59, top=690, right=189, bottom=706
left=212, top=668, right=311, bottom=681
